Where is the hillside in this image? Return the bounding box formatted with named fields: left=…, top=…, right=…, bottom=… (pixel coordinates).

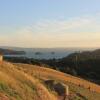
left=15, top=63, right=100, bottom=100
left=39, top=49, right=100, bottom=85
left=4, top=49, right=100, bottom=85
left=0, top=61, right=100, bottom=100
left=0, top=61, right=57, bottom=100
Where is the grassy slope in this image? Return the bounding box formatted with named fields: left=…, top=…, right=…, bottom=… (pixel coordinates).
left=15, top=63, right=100, bottom=100
left=0, top=61, right=100, bottom=100
left=0, top=62, right=57, bottom=100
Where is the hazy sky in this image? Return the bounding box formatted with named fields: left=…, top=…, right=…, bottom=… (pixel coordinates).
left=0, top=0, right=100, bottom=48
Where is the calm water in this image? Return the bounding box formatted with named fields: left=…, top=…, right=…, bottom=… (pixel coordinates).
left=3, top=47, right=96, bottom=59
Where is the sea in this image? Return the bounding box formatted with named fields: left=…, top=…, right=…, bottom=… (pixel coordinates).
left=2, top=47, right=97, bottom=59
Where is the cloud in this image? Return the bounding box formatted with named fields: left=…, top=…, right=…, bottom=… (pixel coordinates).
left=31, top=16, right=92, bottom=35
left=0, top=14, right=100, bottom=47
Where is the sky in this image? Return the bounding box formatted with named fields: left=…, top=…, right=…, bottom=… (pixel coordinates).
left=0, top=0, right=100, bottom=48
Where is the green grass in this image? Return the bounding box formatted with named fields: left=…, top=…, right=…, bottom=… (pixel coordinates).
left=0, top=81, right=21, bottom=100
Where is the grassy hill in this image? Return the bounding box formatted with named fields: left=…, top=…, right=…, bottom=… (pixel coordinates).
left=0, top=61, right=57, bottom=100
left=15, top=63, right=100, bottom=100
left=0, top=61, right=100, bottom=100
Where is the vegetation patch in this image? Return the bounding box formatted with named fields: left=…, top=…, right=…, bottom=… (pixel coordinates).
left=0, top=81, right=21, bottom=100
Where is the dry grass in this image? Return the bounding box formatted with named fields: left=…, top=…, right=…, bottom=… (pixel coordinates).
left=15, top=63, right=100, bottom=100
left=0, top=61, right=100, bottom=100
left=15, top=63, right=100, bottom=93
left=0, top=61, right=57, bottom=100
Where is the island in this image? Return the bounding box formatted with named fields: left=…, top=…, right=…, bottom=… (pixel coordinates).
left=0, top=48, right=26, bottom=55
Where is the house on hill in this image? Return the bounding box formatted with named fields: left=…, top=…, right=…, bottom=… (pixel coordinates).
left=0, top=53, right=3, bottom=62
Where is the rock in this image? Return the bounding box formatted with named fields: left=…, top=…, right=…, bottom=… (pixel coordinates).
left=54, top=83, right=67, bottom=95
left=44, top=80, right=69, bottom=96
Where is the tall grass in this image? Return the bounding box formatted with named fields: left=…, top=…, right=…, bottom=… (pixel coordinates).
left=0, top=62, right=57, bottom=100
left=15, top=63, right=100, bottom=100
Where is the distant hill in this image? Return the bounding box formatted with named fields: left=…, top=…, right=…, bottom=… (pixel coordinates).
left=66, top=49, right=100, bottom=60
left=0, top=48, right=26, bottom=55
left=56, top=49, right=100, bottom=84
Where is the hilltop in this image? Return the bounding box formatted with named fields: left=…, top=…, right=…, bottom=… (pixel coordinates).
left=0, top=61, right=100, bottom=100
